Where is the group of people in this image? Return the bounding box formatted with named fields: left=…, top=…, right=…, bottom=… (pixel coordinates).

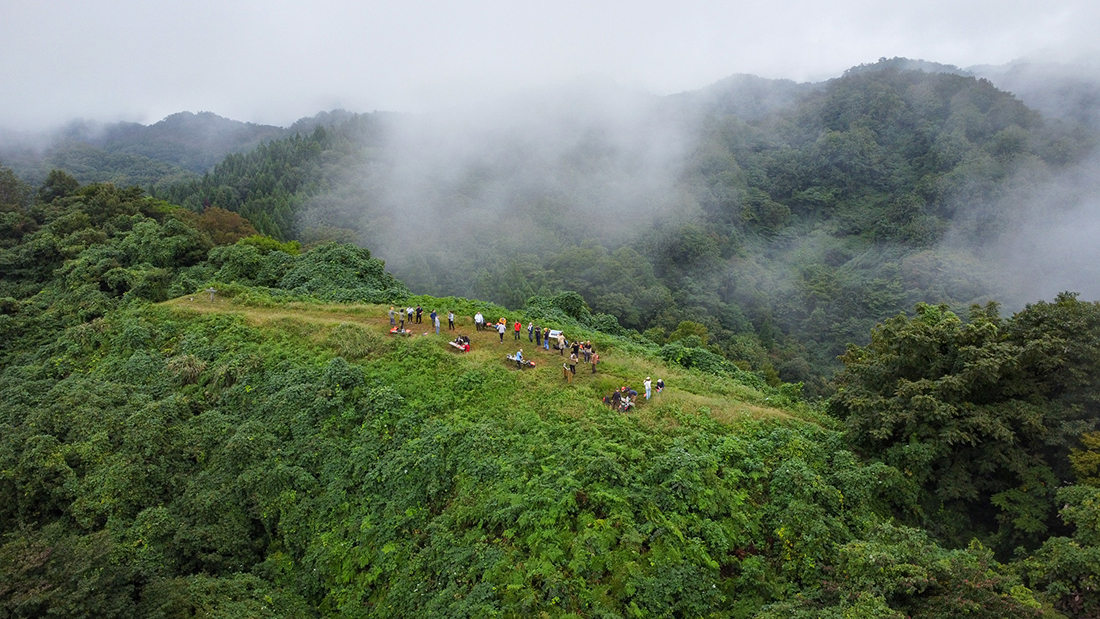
left=562, top=339, right=599, bottom=376
left=389, top=307, right=670, bottom=406
left=603, top=377, right=663, bottom=412
left=390, top=306, right=456, bottom=334
left=393, top=308, right=608, bottom=379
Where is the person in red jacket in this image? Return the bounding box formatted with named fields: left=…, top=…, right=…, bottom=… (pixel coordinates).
left=513, top=320, right=521, bottom=341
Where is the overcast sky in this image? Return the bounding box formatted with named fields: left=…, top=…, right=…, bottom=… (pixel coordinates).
left=1, top=0, right=1097, bottom=130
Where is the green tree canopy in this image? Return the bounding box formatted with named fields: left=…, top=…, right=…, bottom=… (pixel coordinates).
left=830, top=295, right=1100, bottom=552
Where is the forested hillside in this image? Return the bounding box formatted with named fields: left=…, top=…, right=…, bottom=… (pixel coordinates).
left=141, top=61, right=1099, bottom=394
left=2, top=163, right=1100, bottom=618
left=2, top=165, right=1100, bottom=618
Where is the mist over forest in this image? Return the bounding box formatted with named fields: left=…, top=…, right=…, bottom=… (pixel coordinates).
left=5, top=57, right=1100, bottom=391
left=5, top=53, right=1100, bottom=618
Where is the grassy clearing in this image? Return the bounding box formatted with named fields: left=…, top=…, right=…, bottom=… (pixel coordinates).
left=161, top=294, right=810, bottom=427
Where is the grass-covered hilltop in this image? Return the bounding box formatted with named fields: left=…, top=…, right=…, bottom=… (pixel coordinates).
left=1, top=60, right=1100, bottom=618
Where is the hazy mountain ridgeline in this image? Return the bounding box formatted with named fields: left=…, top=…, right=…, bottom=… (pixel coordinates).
left=0, top=110, right=358, bottom=190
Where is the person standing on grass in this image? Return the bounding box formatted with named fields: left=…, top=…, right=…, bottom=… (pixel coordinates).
left=448, top=311, right=455, bottom=330
left=434, top=314, right=441, bottom=334
left=474, top=311, right=483, bottom=331
left=534, top=325, right=542, bottom=347
left=416, top=305, right=423, bottom=324
left=398, top=311, right=405, bottom=330
left=544, top=330, right=551, bottom=350
left=430, top=309, right=437, bottom=326
left=557, top=332, right=566, bottom=355
left=644, top=377, right=652, bottom=400
left=407, top=307, right=414, bottom=324
left=569, top=352, right=578, bottom=377
left=591, top=351, right=599, bottom=373
left=497, top=320, right=506, bottom=343
left=388, top=307, right=395, bottom=327
left=527, top=322, right=534, bottom=341
left=514, top=320, right=521, bottom=341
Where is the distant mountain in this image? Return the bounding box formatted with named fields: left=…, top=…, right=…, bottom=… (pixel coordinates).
left=671, top=73, right=816, bottom=120
left=845, top=56, right=969, bottom=77
left=86, top=111, right=287, bottom=172
left=0, top=110, right=358, bottom=188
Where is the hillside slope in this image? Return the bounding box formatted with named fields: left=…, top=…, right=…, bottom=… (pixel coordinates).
left=1, top=176, right=1093, bottom=617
